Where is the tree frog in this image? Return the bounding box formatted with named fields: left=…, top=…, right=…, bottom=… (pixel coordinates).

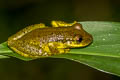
left=7, top=21, right=93, bottom=58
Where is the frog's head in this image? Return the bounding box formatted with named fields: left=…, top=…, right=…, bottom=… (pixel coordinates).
left=67, top=23, right=93, bottom=48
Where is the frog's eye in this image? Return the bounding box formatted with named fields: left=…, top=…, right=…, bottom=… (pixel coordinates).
left=74, top=35, right=82, bottom=43
left=78, top=37, right=83, bottom=43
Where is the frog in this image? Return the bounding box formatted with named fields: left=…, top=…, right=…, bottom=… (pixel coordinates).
left=7, top=21, right=93, bottom=58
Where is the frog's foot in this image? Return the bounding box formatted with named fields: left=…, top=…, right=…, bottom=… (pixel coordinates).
left=47, top=42, right=70, bottom=55
left=51, top=21, right=77, bottom=27
left=57, top=48, right=70, bottom=54
left=48, top=47, right=70, bottom=55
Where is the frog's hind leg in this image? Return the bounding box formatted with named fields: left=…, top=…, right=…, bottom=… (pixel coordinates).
left=9, top=41, right=48, bottom=58
left=8, top=23, right=46, bottom=46
left=51, top=20, right=77, bottom=27
left=9, top=46, right=36, bottom=58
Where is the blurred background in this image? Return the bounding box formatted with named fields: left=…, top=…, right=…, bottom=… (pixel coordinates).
left=0, top=0, right=120, bottom=80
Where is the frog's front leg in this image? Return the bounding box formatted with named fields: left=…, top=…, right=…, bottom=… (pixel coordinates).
left=51, top=21, right=77, bottom=27
left=45, top=42, right=70, bottom=55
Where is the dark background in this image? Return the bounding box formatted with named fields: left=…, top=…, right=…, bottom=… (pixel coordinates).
left=0, top=0, right=120, bottom=80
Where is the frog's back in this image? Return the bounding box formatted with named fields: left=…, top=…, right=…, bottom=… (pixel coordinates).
left=20, top=27, right=75, bottom=44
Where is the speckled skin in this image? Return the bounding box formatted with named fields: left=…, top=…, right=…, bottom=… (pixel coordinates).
left=7, top=21, right=93, bottom=58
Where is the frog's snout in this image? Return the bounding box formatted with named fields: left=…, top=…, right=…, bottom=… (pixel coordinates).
left=67, top=34, right=93, bottom=48
left=81, top=34, right=93, bottom=47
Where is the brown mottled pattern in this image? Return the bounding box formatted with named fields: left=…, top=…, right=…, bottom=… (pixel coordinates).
left=20, top=27, right=76, bottom=44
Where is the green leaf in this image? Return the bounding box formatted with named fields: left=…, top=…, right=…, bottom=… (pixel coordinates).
left=0, top=55, right=9, bottom=59
left=0, top=21, right=120, bottom=76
